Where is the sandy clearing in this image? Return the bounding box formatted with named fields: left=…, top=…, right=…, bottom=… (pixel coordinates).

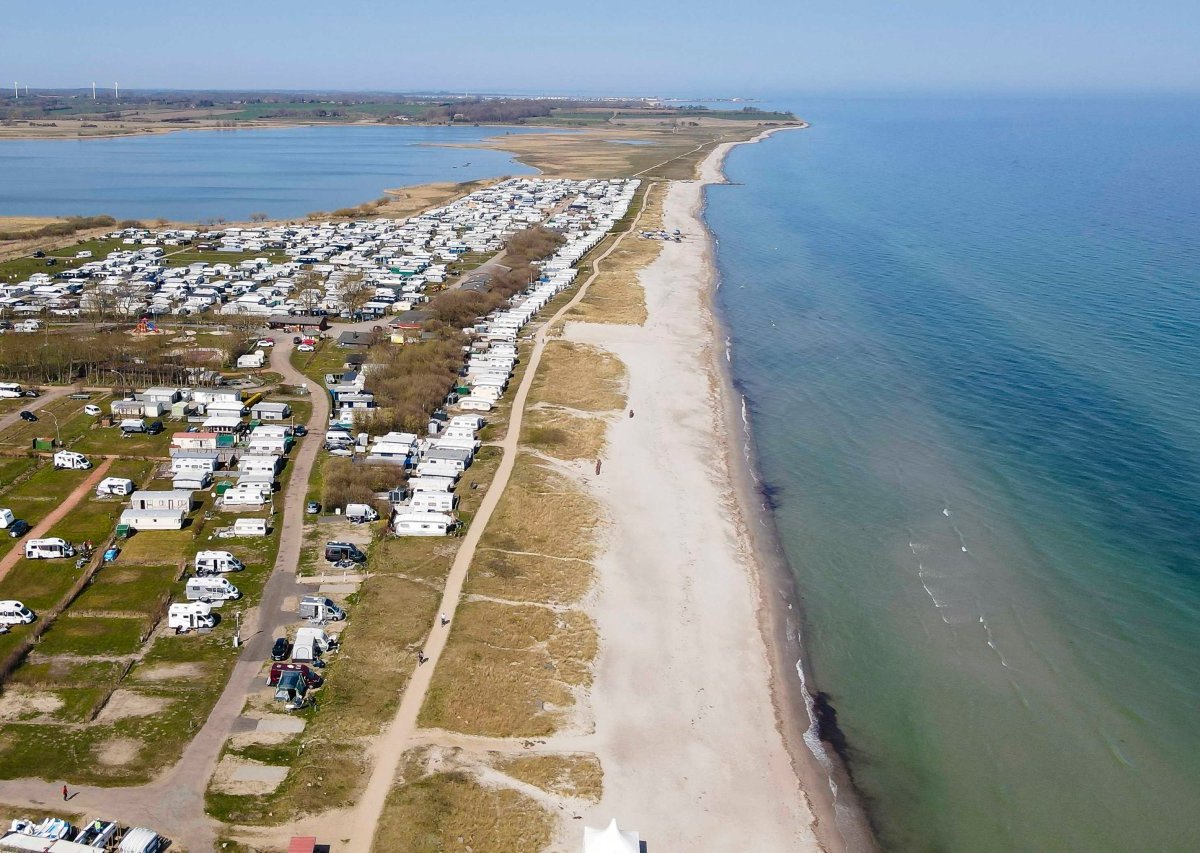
left=93, top=690, right=170, bottom=723
left=0, top=690, right=64, bottom=721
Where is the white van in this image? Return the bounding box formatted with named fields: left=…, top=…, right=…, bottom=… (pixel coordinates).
left=168, top=601, right=215, bottom=632
left=0, top=508, right=14, bottom=529
left=185, top=576, right=241, bottom=602
left=0, top=600, right=35, bottom=626
left=194, top=550, right=244, bottom=576
left=53, top=450, right=92, bottom=470
left=25, top=538, right=74, bottom=559
left=231, top=517, right=269, bottom=537
left=95, top=477, right=135, bottom=497
left=344, top=503, right=379, bottom=523
left=83, top=404, right=102, bottom=416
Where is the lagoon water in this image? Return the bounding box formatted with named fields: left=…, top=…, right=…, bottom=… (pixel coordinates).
left=0, top=125, right=543, bottom=221
left=709, top=97, right=1200, bottom=851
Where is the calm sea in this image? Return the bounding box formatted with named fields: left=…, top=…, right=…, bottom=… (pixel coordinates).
left=0, top=125, right=544, bottom=221
left=708, top=96, right=1200, bottom=851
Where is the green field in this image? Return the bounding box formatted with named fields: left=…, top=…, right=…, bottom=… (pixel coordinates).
left=0, top=238, right=128, bottom=283
left=222, top=102, right=435, bottom=121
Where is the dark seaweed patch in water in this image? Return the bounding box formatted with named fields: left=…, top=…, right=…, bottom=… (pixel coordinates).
left=813, top=691, right=851, bottom=760
left=758, top=479, right=783, bottom=510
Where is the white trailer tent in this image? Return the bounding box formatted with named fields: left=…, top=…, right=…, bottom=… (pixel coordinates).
left=119, top=508, right=187, bottom=530
left=129, top=490, right=193, bottom=512
left=393, top=511, right=455, bottom=537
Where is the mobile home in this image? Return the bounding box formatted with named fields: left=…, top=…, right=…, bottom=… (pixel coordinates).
left=118, top=508, right=187, bottom=531
left=231, top=517, right=269, bottom=537
left=393, top=511, right=455, bottom=537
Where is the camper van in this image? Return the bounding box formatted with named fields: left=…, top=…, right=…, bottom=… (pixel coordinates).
left=324, top=541, right=366, bottom=563
left=344, top=503, right=379, bottom=523
left=194, top=550, right=244, bottom=576
left=0, top=600, right=35, bottom=626
left=95, top=477, right=135, bottom=497
left=52, top=450, right=92, bottom=470
left=168, top=601, right=215, bottom=632
left=25, top=538, right=74, bottom=559
left=0, top=509, right=13, bottom=529
left=83, top=404, right=102, bottom=417
left=184, top=576, right=241, bottom=602
left=299, top=595, right=346, bottom=623
left=231, top=517, right=269, bottom=537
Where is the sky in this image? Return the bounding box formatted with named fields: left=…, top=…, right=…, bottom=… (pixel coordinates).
left=4, top=0, right=1199, bottom=95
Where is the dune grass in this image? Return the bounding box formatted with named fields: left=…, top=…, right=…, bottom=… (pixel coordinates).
left=527, top=341, right=626, bottom=413
left=493, top=753, right=603, bottom=802
left=372, top=749, right=553, bottom=853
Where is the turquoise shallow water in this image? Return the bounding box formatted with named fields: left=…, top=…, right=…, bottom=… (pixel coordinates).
left=0, top=125, right=545, bottom=221
left=708, top=97, right=1200, bottom=851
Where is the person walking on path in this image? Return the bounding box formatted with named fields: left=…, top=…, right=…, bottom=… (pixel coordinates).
left=61, top=784, right=68, bottom=801
left=440, top=613, right=449, bottom=627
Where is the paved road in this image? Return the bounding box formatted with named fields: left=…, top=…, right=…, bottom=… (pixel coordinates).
left=0, top=384, right=79, bottom=435
left=0, top=340, right=329, bottom=851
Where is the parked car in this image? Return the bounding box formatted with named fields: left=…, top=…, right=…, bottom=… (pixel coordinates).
left=293, top=424, right=308, bottom=436
left=268, top=661, right=324, bottom=688
left=257, top=337, right=275, bottom=347
left=21, top=389, right=39, bottom=398
left=7, top=519, right=30, bottom=539
left=271, top=636, right=291, bottom=661
left=292, top=336, right=302, bottom=345
left=297, top=343, right=315, bottom=352
left=305, top=500, right=321, bottom=515
left=18, top=411, right=37, bottom=422
left=83, top=404, right=102, bottom=416
left=145, top=420, right=164, bottom=435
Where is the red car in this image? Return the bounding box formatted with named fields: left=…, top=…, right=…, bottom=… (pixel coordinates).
left=266, top=661, right=324, bottom=688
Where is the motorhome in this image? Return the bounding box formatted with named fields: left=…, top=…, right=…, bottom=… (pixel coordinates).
left=231, top=517, right=269, bottom=537
left=52, top=450, right=92, bottom=470
left=168, top=601, right=215, bottom=632
left=25, top=538, right=74, bottom=559
left=184, top=576, right=241, bottom=602
left=296, top=625, right=337, bottom=654
left=0, top=601, right=35, bottom=626
left=344, top=503, right=379, bottom=523
left=299, top=595, right=346, bottom=623
left=194, top=550, right=244, bottom=576
left=95, top=477, right=135, bottom=497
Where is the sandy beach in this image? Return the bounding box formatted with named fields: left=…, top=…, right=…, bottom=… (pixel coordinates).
left=564, top=133, right=833, bottom=850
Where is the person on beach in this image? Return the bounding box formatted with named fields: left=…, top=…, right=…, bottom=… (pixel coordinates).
left=595, top=459, right=602, bottom=475
left=62, top=784, right=68, bottom=801
left=629, top=410, right=634, bottom=418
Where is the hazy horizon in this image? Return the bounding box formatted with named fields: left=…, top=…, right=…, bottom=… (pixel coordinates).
left=3, top=0, right=1198, bottom=95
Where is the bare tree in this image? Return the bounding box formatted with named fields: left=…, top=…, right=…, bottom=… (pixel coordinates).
left=292, top=269, right=326, bottom=315
left=338, top=271, right=372, bottom=320
left=249, top=212, right=269, bottom=223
